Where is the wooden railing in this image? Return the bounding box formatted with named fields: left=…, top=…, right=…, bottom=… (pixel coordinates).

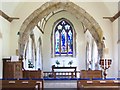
left=43, top=71, right=53, bottom=78
left=43, top=71, right=80, bottom=78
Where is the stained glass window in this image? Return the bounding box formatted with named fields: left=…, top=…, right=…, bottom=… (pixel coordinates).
left=54, top=19, right=74, bottom=56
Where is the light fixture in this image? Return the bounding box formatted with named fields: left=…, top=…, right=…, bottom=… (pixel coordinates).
left=17, top=32, right=20, bottom=35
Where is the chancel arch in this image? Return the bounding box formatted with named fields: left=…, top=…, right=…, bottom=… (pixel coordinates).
left=18, top=2, right=104, bottom=61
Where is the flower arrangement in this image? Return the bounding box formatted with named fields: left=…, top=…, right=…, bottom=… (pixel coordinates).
left=28, top=60, right=34, bottom=68
left=68, top=60, right=73, bottom=66
left=56, top=60, right=60, bottom=66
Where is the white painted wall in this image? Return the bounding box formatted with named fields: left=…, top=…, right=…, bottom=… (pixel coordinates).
left=119, top=43, right=120, bottom=77
left=112, top=19, right=118, bottom=78
left=1, top=2, right=13, bottom=78
left=10, top=2, right=45, bottom=55
left=118, top=1, right=120, bottom=78
left=0, top=32, right=2, bottom=78
left=109, top=2, right=118, bottom=78
left=0, top=16, right=11, bottom=78
left=0, top=17, right=11, bottom=57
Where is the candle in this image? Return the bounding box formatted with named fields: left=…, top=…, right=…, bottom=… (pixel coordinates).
left=106, top=59, right=108, bottom=68
left=104, top=59, right=105, bottom=69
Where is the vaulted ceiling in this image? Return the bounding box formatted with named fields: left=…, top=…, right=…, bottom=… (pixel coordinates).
left=0, top=1, right=119, bottom=18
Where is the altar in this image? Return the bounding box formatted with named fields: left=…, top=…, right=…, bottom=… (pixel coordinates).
left=52, top=66, right=77, bottom=78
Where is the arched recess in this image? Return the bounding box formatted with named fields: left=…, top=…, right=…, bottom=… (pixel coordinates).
left=18, top=2, right=104, bottom=58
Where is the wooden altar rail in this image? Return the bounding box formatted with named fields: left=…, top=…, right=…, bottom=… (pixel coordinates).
left=1, top=79, right=44, bottom=90
left=52, top=66, right=77, bottom=78
left=43, top=71, right=53, bottom=78
left=43, top=71, right=80, bottom=78
left=77, top=80, right=120, bottom=90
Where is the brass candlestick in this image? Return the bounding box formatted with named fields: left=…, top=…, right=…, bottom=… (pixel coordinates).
left=99, top=59, right=112, bottom=79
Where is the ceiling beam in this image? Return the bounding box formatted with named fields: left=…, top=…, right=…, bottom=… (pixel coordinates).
left=117, top=40, right=120, bottom=44
left=103, top=11, right=120, bottom=22
left=0, top=10, right=19, bottom=22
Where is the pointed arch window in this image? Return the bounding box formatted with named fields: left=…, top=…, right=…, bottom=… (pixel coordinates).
left=53, top=18, right=75, bottom=57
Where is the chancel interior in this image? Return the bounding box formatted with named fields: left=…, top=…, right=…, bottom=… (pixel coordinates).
left=0, top=1, right=120, bottom=90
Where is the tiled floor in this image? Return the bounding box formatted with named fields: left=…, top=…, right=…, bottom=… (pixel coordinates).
left=44, top=80, right=77, bottom=89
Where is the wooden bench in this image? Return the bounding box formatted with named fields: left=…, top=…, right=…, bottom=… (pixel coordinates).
left=1, top=79, right=44, bottom=90
left=80, top=70, right=102, bottom=79
left=23, top=70, right=43, bottom=79
left=77, top=79, right=120, bottom=90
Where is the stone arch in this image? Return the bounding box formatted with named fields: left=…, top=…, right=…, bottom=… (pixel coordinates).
left=18, top=2, right=104, bottom=58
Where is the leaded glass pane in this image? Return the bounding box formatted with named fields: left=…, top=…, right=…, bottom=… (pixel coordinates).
left=68, top=30, right=73, bottom=54
left=61, top=29, right=67, bottom=54
left=57, top=24, right=62, bottom=30
left=55, top=30, right=60, bottom=54
left=62, top=21, right=65, bottom=25
left=65, top=24, right=70, bottom=30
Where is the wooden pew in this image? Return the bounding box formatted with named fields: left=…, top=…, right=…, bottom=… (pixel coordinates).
left=77, top=79, right=120, bottom=90
left=80, top=70, right=102, bottom=79
left=23, top=70, right=43, bottom=79
left=1, top=79, right=44, bottom=90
